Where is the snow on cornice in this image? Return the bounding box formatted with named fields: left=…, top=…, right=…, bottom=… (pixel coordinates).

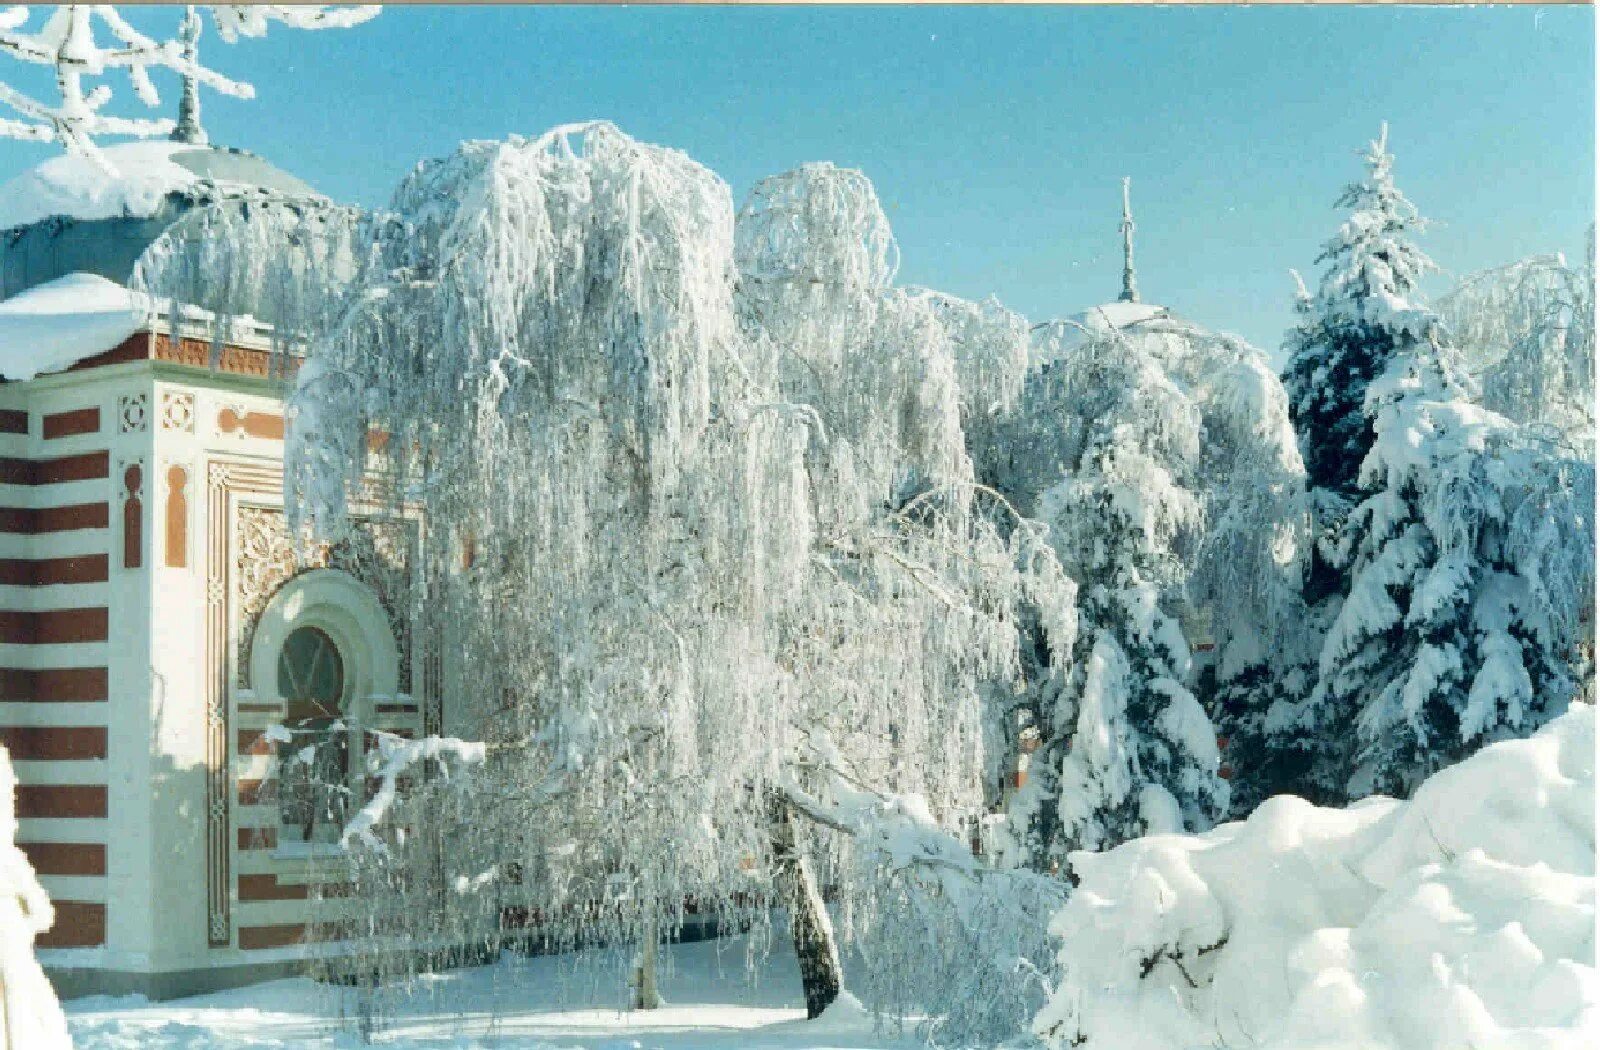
left=0, top=272, right=145, bottom=381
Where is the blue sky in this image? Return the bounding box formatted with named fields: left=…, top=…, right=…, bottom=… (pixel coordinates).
left=0, top=4, right=1592, bottom=354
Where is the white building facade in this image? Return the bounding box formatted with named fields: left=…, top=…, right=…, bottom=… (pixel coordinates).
left=0, top=144, right=434, bottom=998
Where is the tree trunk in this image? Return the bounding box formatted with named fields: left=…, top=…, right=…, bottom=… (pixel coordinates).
left=770, top=796, right=842, bottom=1019
left=632, top=916, right=662, bottom=1010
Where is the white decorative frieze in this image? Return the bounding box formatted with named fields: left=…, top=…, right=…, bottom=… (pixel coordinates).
left=119, top=392, right=149, bottom=433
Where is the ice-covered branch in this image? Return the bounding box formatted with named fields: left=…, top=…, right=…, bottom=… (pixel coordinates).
left=777, top=729, right=1067, bottom=1044
left=340, top=731, right=486, bottom=854
left=0, top=4, right=378, bottom=167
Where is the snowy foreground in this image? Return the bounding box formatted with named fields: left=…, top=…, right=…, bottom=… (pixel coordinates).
left=1038, top=704, right=1597, bottom=1049
left=63, top=707, right=1597, bottom=1050
left=65, top=936, right=918, bottom=1050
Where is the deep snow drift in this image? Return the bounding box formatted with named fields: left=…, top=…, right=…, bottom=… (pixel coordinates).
left=1036, top=703, right=1597, bottom=1050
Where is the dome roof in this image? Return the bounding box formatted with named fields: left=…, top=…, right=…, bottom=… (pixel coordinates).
left=1031, top=300, right=1185, bottom=365
left=0, top=141, right=327, bottom=302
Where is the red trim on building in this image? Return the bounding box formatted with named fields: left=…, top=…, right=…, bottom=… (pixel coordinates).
left=41, top=407, right=101, bottom=440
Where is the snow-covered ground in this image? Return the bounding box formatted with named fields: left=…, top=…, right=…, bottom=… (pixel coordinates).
left=65, top=935, right=919, bottom=1050
left=1036, top=704, right=1597, bottom=1050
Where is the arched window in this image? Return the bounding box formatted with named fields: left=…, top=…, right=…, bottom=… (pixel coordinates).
left=277, top=626, right=351, bottom=847
left=279, top=626, right=345, bottom=725
left=249, top=569, right=402, bottom=854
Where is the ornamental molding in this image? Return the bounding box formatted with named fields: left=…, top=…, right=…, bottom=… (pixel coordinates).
left=233, top=505, right=416, bottom=693
left=161, top=390, right=196, bottom=433
left=202, top=456, right=421, bottom=948
left=119, top=392, right=148, bottom=433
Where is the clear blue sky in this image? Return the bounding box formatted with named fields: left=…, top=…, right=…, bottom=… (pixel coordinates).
left=0, top=4, right=1592, bottom=354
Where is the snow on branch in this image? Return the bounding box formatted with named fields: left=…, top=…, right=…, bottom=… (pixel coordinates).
left=209, top=4, right=379, bottom=41
left=778, top=729, right=982, bottom=878
left=0, top=4, right=378, bottom=168
left=778, top=729, right=1067, bottom=1045
left=340, top=730, right=486, bottom=854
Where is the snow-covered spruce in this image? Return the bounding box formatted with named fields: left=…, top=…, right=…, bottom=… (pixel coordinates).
left=1283, top=123, right=1443, bottom=505
left=1296, top=348, right=1594, bottom=798
left=1270, top=127, right=1592, bottom=800
left=988, top=303, right=1314, bottom=860
left=0, top=743, right=74, bottom=1049
left=0, top=5, right=377, bottom=169
left=280, top=127, right=1074, bottom=1045
left=1280, top=127, right=1451, bottom=724
left=1035, top=703, right=1597, bottom=1050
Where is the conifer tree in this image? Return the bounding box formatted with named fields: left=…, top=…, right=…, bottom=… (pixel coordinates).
left=1280, top=128, right=1595, bottom=799
left=1284, top=124, right=1438, bottom=503
left=994, top=323, right=1227, bottom=865
left=1282, top=123, right=1444, bottom=643
left=1269, top=126, right=1443, bottom=798
left=1303, top=348, right=1592, bottom=798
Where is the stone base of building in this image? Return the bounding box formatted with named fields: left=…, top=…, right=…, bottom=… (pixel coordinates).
left=49, top=958, right=310, bottom=1001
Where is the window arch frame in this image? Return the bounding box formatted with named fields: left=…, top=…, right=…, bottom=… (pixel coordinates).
left=246, top=568, right=401, bottom=853
left=247, top=567, right=400, bottom=722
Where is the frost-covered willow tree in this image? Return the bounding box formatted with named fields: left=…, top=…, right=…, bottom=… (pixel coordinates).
left=0, top=4, right=376, bottom=167
left=1172, top=337, right=1318, bottom=818
left=281, top=126, right=1070, bottom=1044
left=1437, top=235, right=1596, bottom=448
left=131, top=192, right=363, bottom=363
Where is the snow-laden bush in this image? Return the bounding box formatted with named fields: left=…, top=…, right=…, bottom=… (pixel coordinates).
left=1035, top=703, right=1597, bottom=1050
left=0, top=744, right=73, bottom=1049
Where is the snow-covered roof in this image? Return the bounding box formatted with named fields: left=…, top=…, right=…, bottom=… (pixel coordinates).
left=0, top=140, right=323, bottom=232
left=0, top=272, right=146, bottom=382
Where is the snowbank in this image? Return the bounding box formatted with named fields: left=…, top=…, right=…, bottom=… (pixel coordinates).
left=1, top=743, right=74, bottom=1049
left=0, top=272, right=146, bottom=381
left=1036, top=704, right=1597, bottom=1050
